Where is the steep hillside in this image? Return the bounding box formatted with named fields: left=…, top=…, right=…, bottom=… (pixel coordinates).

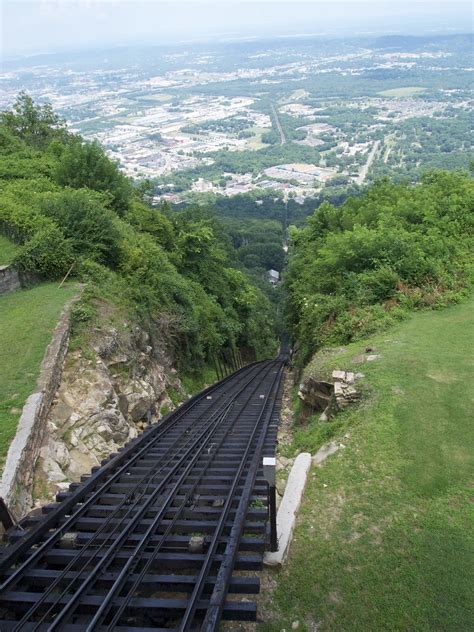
left=286, top=170, right=473, bottom=364
left=0, top=94, right=279, bottom=510
left=262, top=296, right=474, bottom=631
left=0, top=93, right=277, bottom=372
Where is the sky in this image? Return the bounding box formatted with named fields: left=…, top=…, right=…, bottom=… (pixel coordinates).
left=1, top=1, right=472, bottom=58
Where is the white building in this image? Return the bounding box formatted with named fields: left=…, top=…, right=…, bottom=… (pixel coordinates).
left=267, top=269, right=280, bottom=286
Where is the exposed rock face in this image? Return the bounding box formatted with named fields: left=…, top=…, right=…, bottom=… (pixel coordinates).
left=36, top=325, right=181, bottom=502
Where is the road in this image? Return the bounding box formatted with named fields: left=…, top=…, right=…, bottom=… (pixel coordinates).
left=355, top=139, right=380, bottom=185
left=271, top=104, right=286, bottom=145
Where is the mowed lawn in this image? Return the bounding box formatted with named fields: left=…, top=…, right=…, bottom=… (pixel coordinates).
left=0, top=283, right=77, bottom=469
left=262, top=297, right=474, bottom=632
left=0, top=234, right=19, bottom=266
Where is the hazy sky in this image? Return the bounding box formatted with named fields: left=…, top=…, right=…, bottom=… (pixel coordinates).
left=1, top=1, right=472, bottom=58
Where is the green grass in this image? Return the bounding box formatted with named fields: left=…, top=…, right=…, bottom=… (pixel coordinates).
left=261, top=297, right=474, bottom=632
left=0, top=282, right=78, bottom=468
left=0, top=234, right=19, bottom=266
left=378, top=86, right=426, bottom=97
left=181, top=365, right=219, bottom=396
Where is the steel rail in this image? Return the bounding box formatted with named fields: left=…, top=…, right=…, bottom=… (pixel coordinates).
left=10, top=362, right=269, bottom=631
left=179, top=361, right=284, bottom=631
left=202, top=362, right=284, bottom=630
left=8, top=361, right=274, bottom=629
left=0, top=359, right=265, bottom=590
left=11, top=394, right=243, bottom=630
left=0, top=357, right=285, bottom=630
left=100, top=361, right=280, bottom=631
left=16, top=407, right=234, bottom=632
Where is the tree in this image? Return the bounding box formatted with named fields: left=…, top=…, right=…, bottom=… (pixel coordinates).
left=55, top=140, right=132, bottom=215
left=0, top=91, right=69, bottom=149
left=40, top=189, right=121, bottom=267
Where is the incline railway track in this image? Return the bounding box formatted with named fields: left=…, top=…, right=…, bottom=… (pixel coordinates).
left=0, top=352, right=286, bottom=631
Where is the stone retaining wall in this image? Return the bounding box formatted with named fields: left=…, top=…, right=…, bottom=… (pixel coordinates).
left=0, top=302, right=73, bottom=518
left=0, top=265, right=21, bottom=295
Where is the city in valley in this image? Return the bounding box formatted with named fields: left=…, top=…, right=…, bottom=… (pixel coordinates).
left=1, top=33, right=471, bottom=206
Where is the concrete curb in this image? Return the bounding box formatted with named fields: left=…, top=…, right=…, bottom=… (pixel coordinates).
left=264, top=452, right=312, bottom=567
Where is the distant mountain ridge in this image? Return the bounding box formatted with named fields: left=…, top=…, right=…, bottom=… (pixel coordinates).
left=373, top=33, right=473, bottom=52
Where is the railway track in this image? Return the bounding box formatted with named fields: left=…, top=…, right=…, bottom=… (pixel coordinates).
left=0, top=354, right=286, bottom=631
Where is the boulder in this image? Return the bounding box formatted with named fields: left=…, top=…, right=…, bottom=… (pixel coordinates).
left=93, top=327, right=118, bottom=358
left=68, top=448, right=100, bottom=481
left=42, top=438, right=71, bottom=470
left=298, top=377, right=334, bottom=412
left=42, top=457, right=67, bottom=483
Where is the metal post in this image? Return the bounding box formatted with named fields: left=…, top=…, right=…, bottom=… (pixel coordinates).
left=263, top=457, right=278, bottom=552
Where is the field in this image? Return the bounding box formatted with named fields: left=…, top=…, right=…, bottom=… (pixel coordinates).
left=378, top=86, right=426, bottom=97
left=0, top=283, right=78, bottom=468
left=0, top=234, right=19, bottom=266
left=261, top=296, right=474, bottom=631
left=246, top=126, right=270, bottom=150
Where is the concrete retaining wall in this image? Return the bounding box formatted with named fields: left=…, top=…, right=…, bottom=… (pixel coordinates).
left=0, top=304, right=73, bottom=518
left=0, top=265, right=21, bottom=295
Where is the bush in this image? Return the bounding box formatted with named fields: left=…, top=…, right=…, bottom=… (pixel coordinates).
left=70, top=302, right=95, bottom=327
left=40, top=189, right=121, bottom=266
left=287, top=170, right=474, bottom=360
left=14, top=225, right=73, bottom=278
left=55, top=140, right=132, bottom=215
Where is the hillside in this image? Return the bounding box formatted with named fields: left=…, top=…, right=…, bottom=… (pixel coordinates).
left=0, top=94, right=278, bottom=373
left=286, top=169, right=474, bottom=364
left=262, top=296, right=474, bottom=631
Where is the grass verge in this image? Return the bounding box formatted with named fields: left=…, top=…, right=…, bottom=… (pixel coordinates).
left=0, top=282, right=78, bottom=469
left=261, top=296, right=474, bottom=632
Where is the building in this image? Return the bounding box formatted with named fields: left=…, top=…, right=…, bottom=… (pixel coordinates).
left=267, top=269, right=280, bottom=286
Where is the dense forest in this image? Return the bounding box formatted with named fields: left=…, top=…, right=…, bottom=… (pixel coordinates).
left=285, top=169, right=474, bottom=364
left=0, top=94, right=278, bottom=369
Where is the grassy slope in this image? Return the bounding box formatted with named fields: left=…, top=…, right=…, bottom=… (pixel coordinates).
left=263, top=297, right=474, bottom=632
left=0, top=283, right=78, bottom=468
left=0, top=234, right=19, bottom=266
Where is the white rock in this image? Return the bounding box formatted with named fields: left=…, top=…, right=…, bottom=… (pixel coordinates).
left=345, top=371, right=355, bottom=384
left=43, top=457, right=67, bottom=483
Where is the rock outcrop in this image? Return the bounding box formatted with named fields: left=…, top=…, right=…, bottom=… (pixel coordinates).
left=35, top=324, right=182, bottom=504
left=298, top=369, right=361, bottom=421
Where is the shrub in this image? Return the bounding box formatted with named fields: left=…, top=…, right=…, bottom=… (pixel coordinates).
left=14, top=225, right=73, bottom=278
left=287, top=170, right=474, bottom=359
left=39, top=189, right=121, bottom=266
left=55, top=140, right=132, bottom=215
